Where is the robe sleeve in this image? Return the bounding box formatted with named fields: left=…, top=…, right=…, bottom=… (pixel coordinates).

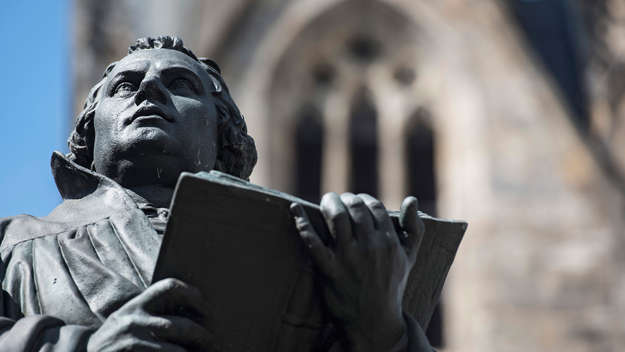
left=0, top=314, right=93, bottom=351
left=326, top=313, right=436, bottom=352
left=0, top=216, right=94, bottom=351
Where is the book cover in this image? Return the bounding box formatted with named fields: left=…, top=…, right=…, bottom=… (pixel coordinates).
left=152, top=171, right=467, bottom=351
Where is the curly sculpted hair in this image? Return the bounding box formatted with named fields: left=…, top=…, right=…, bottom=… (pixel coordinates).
left=67, top=36, right=257, bottom=180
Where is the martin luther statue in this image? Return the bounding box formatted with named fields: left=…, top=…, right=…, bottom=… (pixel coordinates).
left=0, top=36, right=434, bottom=351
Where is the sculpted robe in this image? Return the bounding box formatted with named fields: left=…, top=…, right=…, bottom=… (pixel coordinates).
left=0, top=152, right=431, bottom=351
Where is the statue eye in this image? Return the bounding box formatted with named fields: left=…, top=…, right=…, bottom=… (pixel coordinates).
left=113, top=82, right=137, bottom=96
left=168, top=77, right=195, bottom=94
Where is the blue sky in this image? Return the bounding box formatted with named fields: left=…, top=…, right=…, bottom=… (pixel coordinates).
left=0, top=1, right=69, bottom=217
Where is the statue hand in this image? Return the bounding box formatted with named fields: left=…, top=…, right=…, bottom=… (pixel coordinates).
left=290, top=193, right=425, bottom=351
left=87, top=278, right=215, bottom=352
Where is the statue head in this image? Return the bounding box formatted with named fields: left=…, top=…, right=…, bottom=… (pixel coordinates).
left=67, top=36, right=257, bottom=187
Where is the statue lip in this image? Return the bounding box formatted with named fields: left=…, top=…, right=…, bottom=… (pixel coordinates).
left=131, top=104, right=173, bottom=123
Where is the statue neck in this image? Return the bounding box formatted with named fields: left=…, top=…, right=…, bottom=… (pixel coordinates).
left=125, top=185, right=175, bottom=209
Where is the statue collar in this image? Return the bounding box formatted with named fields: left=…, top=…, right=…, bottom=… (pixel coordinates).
left=45, top=151, right=142, bottom=225
left=50, top=151, right=122, bottom=201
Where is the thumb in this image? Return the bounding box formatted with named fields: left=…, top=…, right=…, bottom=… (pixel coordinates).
left=399, top=196, right=425, bottom=263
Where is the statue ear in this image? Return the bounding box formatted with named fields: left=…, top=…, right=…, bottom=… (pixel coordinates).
left=199, top=57, right=223, bottom=93
left=208, top=74, right=222, bottom=94
left=199, top=57, right=221, bottom=74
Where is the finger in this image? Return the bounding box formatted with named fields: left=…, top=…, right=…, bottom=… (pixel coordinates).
left=290, top=203, right=336, bottom=277
left=340, top=193, right=375, bottom=243
left=320, top=192, right=353, bottom=248
left=147, top=315, right=214, bottom=350
left=136, top=278, right=211, bottom=321
left=358, top=193, right=394, bottom=234
left=399, top=196, right=425, bottom=262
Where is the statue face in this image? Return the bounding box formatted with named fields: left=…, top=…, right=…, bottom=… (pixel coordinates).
left=92, top=49, right=219, bottom=187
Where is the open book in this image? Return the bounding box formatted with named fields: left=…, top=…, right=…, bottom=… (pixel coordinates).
left=152, top=171, right=467, bottom=352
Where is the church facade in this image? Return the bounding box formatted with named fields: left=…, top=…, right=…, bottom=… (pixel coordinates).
left=73, top=1, right=625, bottom=351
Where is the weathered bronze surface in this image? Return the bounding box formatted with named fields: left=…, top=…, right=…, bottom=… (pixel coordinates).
left=0, top=36, right=463, bottom=351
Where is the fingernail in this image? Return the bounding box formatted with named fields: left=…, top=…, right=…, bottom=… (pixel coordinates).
left=405, top=196, right=418, bottom=210
left=290, top=203, right=304, bottom=217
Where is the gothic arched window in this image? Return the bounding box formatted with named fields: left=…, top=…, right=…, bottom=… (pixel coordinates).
left=348, top=88, right=379, bottom=196
left=294, top=104, right=325, bottom=203
left=405, top=108, right=436, bottom=215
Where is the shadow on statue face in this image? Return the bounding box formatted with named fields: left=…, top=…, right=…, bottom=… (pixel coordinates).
left=92, top=49, right=219, bottom=188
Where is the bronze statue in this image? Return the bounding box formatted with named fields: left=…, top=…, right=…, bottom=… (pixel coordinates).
left=0, top=36, right=433, bottom=351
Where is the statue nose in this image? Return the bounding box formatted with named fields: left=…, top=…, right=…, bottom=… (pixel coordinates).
left=134, top=77, right=167, bottom=105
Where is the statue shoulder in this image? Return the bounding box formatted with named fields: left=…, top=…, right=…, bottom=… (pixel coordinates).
left=0, top=214, right=69, bottom=252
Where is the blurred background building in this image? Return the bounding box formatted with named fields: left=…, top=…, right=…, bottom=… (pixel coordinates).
left=68, top=0, right=625, bottom=351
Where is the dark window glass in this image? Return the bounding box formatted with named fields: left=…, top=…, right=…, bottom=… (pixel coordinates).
left=506, top=0, right=589, bottom=129
left=348, top=88, right=378, bottom=196
left=294, top=104, right=324, bottom=203
left=405, top=109, right=436, bottom=214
